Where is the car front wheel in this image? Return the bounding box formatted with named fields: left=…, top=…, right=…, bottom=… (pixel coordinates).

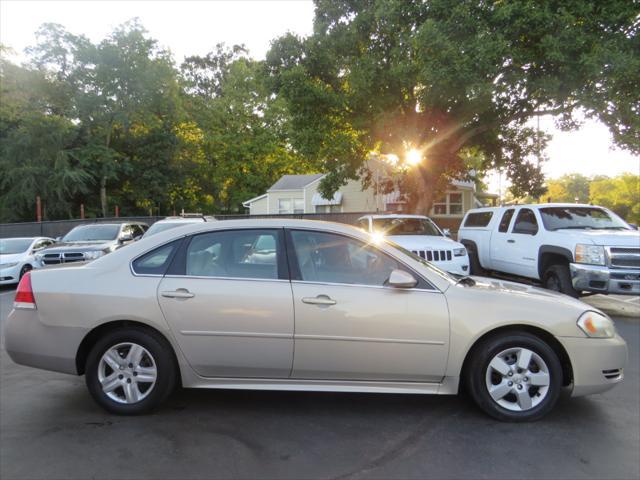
left=465, top=332, right=563, bottom=422
left=85, top=328, right=177, bottom=415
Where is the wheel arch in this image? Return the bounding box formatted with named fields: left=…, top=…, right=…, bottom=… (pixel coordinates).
left=460, top=324, right=574, bottom=390
left=538, top=245, right=573, bottom=279
left=75, top=320, right=180, bottom=383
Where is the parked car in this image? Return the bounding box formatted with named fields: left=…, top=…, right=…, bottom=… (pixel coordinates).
left=0, top=237, right=56, bottom=285
left=458, top=204, right=640, bottom=297
left=358, top=214, right=470, bottom=275
left=5, top=219, right=627, bottom=421
left=142, top=214, right=215, bottom=238
left=35, top=222, right=148, bottom=266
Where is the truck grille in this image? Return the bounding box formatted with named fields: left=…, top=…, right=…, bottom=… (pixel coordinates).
left=608, top=247, right=640, bottom=269
left=42, top=252, right=85, bottom=265
left=412, top=249, right=452, bottom=262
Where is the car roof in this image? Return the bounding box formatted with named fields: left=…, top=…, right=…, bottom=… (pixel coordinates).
left=467, top=203, right=601, bottom=212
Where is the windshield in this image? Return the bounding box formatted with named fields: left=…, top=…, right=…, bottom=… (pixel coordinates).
left=539, top=207, right=631, bottom=231
left=144, top=222, right=188, bottom=237
left=383, top=238, right=456, bottom=283
left=0, top=239, right=32, bottom=255
left=62, top=225, right=120, bottom=242
left=372, top=218, right=442, bottom=236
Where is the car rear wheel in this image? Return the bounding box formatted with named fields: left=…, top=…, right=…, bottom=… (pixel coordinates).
left=85, top=328, right=177, bottom=415
left=465, top=332, right=562, bottom=422
left=543, top=264, right=579, bottom=298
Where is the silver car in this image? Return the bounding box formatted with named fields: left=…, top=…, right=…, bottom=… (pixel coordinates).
left=4, top=219, right=628, bottom=421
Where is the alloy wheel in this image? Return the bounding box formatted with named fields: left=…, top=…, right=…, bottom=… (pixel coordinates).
left=484, top=347, right=551, bottom=412
left=98, top=342, right=157, bottom=404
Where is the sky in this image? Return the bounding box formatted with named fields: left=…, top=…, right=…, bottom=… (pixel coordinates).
left=2, top=0, right=638, bottom=189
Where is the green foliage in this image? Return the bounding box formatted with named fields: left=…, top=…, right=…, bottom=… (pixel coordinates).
left=0, top=22, right=306, bottom=221
left=589, top=173, right=640, bottom=224
left=266, top=0, right=639, bottom=212
left=545, top=174, right=591, bottom=204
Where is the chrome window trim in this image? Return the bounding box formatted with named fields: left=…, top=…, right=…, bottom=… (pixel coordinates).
left=290, top=279, right=440, bottom=293
left=164, top=274, right=288, bottom=283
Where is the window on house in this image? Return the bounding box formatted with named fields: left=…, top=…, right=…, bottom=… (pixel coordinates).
left=432, top=192, right=464, bottom=216
left=278, top=198, right=304, bottom=214
left=278, top=199, right=291, bottom=214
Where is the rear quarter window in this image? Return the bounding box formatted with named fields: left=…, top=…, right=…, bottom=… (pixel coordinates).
left=463, top=212, right=493, bottom=227
left=132, top=240, right=181, bottom=275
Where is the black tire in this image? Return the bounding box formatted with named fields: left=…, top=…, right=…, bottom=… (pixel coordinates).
left=468, top=247, right=485, bottom=276
left=464, top=332, right=562, bottom=422
left=85, top=327, right=177, bottom=415
left=19, top=264, right=32, bottom=280
left=543, top=264, right=579, bottom=298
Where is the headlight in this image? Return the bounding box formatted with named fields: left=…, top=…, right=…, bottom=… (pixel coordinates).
left=0, top=262, right=19, bottom=269
left=575, top=244, right=605, bottom=265
left=83, top=250, right=106, bottom=260
left=577, top=311, right=615, bottom=338
left=453, top=247, right=467, bottom=257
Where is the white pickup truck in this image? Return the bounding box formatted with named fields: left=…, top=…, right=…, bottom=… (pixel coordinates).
left=458, top=203, right=640, bottom=297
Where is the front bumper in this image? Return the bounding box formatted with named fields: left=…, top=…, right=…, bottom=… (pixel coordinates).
left=570, top=263, right=640, bottom=295
left=559, top=334, right=628, bottom=397
left=0, top=264, right=21, bottom=285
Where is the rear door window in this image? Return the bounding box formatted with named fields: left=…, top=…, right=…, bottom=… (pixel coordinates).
left=498, top=209, right=515, bottom=233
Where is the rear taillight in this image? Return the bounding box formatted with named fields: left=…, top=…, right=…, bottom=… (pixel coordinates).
left=14, top=271, right=36, bottom=309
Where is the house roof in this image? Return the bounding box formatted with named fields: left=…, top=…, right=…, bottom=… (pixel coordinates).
left=268, top=174, right=325, bottom=191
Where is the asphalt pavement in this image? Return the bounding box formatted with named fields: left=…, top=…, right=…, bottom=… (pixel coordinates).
left=0, top=286, right=638, bottom=480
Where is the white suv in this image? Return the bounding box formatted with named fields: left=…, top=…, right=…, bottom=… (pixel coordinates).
left=358, top=214, right=470, bottom=275
left=143, top=214, right=216, bottom=238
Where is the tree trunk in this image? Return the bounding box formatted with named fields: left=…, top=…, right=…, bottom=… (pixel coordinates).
left=100, top=176, right=107, bottom=218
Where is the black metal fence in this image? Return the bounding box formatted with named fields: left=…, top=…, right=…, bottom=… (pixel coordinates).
left=0, top=212, right=370, bottom=239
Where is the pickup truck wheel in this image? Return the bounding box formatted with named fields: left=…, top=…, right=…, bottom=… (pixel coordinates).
left=85, top=328, right=177, bottom=415
left=543, top=264, right=579, bottom=298
left=465, top=332, right=562, bottom=422
left=468, top=248, right=485, bottom=276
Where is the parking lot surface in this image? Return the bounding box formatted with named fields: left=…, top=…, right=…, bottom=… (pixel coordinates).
left=1, top=286, right=638, bottom=480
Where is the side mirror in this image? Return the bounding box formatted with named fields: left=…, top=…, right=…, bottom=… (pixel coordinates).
left=120, top=233, right=134, bottom=243
left=387, top=269, right=418, bottom=289
left=55, top=237, right=61, bottom=242
left=629, top=223, right=638, bottom=230
left=442, top=228, right=451, bottom=238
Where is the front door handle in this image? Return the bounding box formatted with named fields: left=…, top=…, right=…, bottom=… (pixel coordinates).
left=302, top=295, right=336, bottom=306
left=161, top=289, right=195, bottom=299
left=507, top=239, right=516, bottom=243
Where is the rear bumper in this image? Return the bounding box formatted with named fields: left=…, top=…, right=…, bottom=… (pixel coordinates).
left=3, top=307, right=85, bottom=375
left=559, top=334, right=628, bottom=397
left=570, top=263, right=640, bottom=295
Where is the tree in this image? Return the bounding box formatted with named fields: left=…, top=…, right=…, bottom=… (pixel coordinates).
left=590, top=173, right=640, bottom=224
left=266, top=0, right=639, bottom=212
left=180, top=47, right=312, bottom=213
left=545, top=174, right=591, bottom=203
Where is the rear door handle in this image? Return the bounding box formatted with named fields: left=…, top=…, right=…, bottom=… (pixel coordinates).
left=302, top=295, right=336, bottom=306
left=161, top=289, right=195, bottom=299
left=507, top=239, right=515, bottom=243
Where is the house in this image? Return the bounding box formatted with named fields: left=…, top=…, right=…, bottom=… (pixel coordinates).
left=242, top=169, right=497, bottom=230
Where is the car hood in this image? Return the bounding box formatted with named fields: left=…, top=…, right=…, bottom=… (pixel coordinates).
left=554, top=229, right=640, bottom=246
left=0, top=252, right=26, bottom=264
left=467, top=276, right=588, bottom=308
left=41, top=241, right=113, bottom=253
left=386, top=235, right=464, bottom=250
